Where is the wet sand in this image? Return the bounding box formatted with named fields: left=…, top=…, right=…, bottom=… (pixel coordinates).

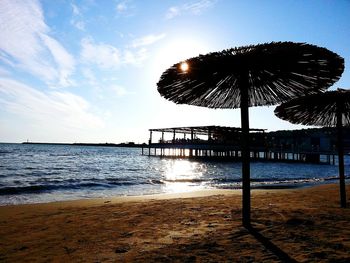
left=0, top=184, right=349, bottom=262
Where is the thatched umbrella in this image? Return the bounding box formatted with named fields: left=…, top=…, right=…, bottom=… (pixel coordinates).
left=157, top=42, right=344, bottom=226
left=275, top=89, right=349, bottom=208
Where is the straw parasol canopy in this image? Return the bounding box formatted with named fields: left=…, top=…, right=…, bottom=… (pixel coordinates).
left=157, top=42, right=344, bottom=109
left=157, top=41, right=344, bottom=226
left=274, top=89, right=350, bottom=127
left=274, top=89, right=349, bottom=208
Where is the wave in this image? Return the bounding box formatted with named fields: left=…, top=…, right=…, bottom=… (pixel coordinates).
left=0, top=185, right=55, bottom=195
left=0, top=179, right=165, bottom=196
left=166, top=175, right=347, bottom=186
left=0, top=151, right=12, bottom=154
left=49, top=153, right=75, bottom=157
left=0, top=183, right=115, bottom=195
left=162, top=178, right=206, bottom=183
left=24, top=167, right=36, bottom=170
left=211, top=175, right=350, bottom=189
left=148, top=179, right=164, bottom=185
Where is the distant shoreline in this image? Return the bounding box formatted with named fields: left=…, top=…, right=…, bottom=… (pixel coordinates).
left=22, top=142, right=147, bottom=148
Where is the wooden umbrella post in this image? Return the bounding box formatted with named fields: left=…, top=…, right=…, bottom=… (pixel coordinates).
left=240, top=75, right=251, bottom=227
left=337, top=102, right=347, bottom=208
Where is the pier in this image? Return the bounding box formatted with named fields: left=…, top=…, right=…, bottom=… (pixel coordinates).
left=142, top=125, right=350, bottom=164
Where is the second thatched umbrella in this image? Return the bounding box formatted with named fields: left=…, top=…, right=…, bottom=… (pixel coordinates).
left=157, top=42, right=344, bottom=226
left=275, top=89, right=350, bottom=208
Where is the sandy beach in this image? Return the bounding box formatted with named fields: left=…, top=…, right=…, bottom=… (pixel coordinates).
left=0, top=184, right=349, bottom=262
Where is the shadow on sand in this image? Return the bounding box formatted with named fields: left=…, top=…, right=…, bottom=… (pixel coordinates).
left=246, top=225, right=298, bottom=263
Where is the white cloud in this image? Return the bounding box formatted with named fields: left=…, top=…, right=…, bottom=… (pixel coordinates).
left=166, top=0, right=217, bottom=19
left=112, top=85, right=128, bottom=97
left=165, top=7, right=180, bottom=20
left=0, top=66, right=11, bottom=76
left=70, top=3, right=85, bottom=31
left=40, top=34, right=76, bottom=86
left=116, top=0, right=135, bottom=16
left=72, top=20, right=85, bottom=31
left=82, top=68, right=97, bottom=86
left=123, top=48, right=148, bottom=65
left=71, top=3, right=81, bottom=16
left=117, top=2, right=127, bottom=12
left=0, top=0, right=75, bottom=87
left=81, top=37, right=121, bottom=69
left=81, top=37, right=151, bottom=68
left=0, top=78, right=104, bottom=131
left=131, top=34, right=166, bottom=48
left=185, top=0, right=217, bottom=14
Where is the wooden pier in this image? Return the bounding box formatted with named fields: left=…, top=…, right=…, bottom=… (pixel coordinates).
left=141, top=126, right=348, bottom=164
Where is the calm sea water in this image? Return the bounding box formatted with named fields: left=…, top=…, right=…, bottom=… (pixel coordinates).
left=0, top=143, right=348, bottom=205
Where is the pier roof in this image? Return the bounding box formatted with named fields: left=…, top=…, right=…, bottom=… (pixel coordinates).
left=149, top=125, right=266, bottom=136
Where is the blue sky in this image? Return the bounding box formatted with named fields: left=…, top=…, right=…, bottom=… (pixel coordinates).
left=0, top=0, right=349, bottom=143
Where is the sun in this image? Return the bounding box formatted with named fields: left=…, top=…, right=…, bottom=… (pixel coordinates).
left=151, top=37, right=210, bottom=81
left=180, top=62, right=189, bottom=72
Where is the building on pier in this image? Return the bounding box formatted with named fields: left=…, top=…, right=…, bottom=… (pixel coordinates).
left=142, top=125, right=350, bottom=164
left=145, top=125, right=266, bottom=159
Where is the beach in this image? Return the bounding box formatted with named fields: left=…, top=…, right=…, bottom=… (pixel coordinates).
left=0, top=184, right=349, bottom=262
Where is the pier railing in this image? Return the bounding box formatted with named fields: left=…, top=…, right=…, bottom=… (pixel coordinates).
left=142, top=141, right=346, bottom=164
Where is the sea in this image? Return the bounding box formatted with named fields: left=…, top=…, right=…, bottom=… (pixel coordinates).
left=0, top=143, right=348, bottom=205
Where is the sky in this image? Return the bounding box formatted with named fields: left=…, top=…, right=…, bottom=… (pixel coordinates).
left=0, top=0, right=349, bottom=143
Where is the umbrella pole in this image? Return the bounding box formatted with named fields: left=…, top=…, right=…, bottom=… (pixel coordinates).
left=337, top=106, right=347, bottom=208
left=240, top=79, right=251, bottom=227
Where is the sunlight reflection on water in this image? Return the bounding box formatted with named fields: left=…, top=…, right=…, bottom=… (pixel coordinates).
left=162, top=159, right=208, bottom=193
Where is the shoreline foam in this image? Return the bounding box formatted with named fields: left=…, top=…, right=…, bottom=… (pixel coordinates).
left=0, top=178, right=342, bottom=207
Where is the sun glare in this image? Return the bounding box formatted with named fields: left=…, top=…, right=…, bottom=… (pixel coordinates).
left=163, top=160, right=205, bottom=193
left=151, top=38, right=210, bottom=81
left=180, top=62, right=189, bottom=72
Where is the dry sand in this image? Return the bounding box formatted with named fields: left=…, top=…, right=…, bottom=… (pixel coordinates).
left=0, top=184, right=350, bottom=262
